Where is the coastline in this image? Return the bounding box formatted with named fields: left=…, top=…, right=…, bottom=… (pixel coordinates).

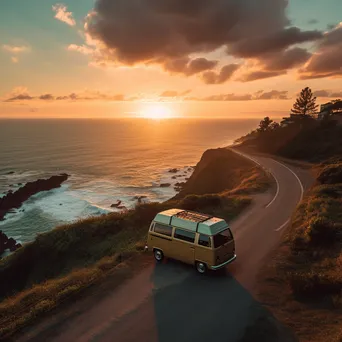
left=0, top=165, right=196, bottom=246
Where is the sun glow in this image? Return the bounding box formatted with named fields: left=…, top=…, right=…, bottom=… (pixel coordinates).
left=139, top=103, right=175, bottom=119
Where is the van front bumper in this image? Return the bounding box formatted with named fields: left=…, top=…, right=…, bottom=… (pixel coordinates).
left=210, top=254, right=237, bottom=270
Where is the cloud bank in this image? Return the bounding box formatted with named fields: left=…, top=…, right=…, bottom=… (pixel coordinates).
left=3, top=88, right=291, bottom=103
left=76, top=0, right=326, bottom=83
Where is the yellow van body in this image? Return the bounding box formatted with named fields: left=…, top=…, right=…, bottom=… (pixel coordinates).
left=145, top=209, right=236, bottom=273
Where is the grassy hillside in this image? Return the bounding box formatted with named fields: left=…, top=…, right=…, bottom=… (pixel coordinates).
left=0, top=148, right=270, bottom=339
left=239, top=117, right=342, bottom=162
left=174, top=148, right=269, bottom=198
left=257, top=161, right=342, bottom=342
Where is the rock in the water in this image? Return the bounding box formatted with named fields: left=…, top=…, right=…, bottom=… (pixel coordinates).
left=168, top=168, right=178, bottom=173
left=133, top=196, right=147, bottom=204
left=172, top=176, right=177, bottom=179
left=111, top=200, right=122, bottom=208
left=174, top=182, right=186, bottom=192
left=6, top=171, right=15, bottom=175
left=160, top=183, right=171, bottom=188
left=133, top=195, right=147, bottom=200
left=117, top=205, right=128, bottom=210
left=0, top=231, right=22, bottom=256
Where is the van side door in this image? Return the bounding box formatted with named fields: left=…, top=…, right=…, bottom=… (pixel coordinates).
left=171, top=228, right=196, bottom=265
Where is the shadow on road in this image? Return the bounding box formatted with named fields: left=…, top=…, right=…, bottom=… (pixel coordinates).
left=150, top=260, right=297, bottom=342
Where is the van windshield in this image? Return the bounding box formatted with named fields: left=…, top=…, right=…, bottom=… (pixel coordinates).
left=213, top=228, right=233, bottom=248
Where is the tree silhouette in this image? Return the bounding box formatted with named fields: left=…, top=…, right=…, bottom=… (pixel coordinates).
left=257, top=117, right=273, bottom=132
left=291, top=87, right=318, bottom=115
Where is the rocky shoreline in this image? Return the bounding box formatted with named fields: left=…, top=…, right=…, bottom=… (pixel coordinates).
left=0, top=230, right=22, bottom=256
left=0, top=173, right=70, bottom=257
left=0, top=173, right=70, bottom=221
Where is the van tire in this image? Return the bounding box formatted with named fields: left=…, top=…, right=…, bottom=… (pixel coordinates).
left=196, top=262, right=207, bottom=274
left=154, top=249, right=164, bottom=262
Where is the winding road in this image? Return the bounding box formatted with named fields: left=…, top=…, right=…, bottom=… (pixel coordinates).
left=16, top=150, right=312, bottom=342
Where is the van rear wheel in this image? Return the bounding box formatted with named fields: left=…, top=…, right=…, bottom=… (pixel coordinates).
left=154, top=249, right=164, bottom=262
left=196, top=262, right=207, bottom=274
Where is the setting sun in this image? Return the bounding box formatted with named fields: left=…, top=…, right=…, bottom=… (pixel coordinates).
left=139, top=103, right=175, bottom=120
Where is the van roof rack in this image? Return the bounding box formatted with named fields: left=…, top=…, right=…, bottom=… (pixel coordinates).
left=175, top=210, right=212, bottom=223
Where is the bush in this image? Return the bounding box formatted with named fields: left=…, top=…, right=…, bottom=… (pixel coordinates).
left=305, top=217, right=338, bottom=246
left=318, top=163, right=342, bottom=184
left=180, top=194, right=222, bottom=210
left=288, top=271, right=342, bottom=299
left=313, top=184, right=342, bottom=198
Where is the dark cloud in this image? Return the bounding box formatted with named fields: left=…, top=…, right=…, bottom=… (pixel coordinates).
left=164, top=57, right=218, bottom=75
left=308, top=19, right=319, bottom=25
left=202, top=64, right=240, bottom=84
left=261, top=47, right=311, bottom=71
left=84, top=0, right=323, bottom=81
left=186, top=90, right=289, bottom=101
left=299, top=25, right=342, bottom=79
left=255, top=90, right=288, bottom=100
left=55, top=92, right=125, bottom=101
left=227, top=27, right=322, bottom=58
left=4, top=94, right=34, bottom=102
left=314, top=90, right=342, bottom=98
left=239, top=47, right=312, bottom=81
left=4, top=91, right=126, bottom=102
left=203, top=93, right=253, bottom=101
left=241, top=70, right=286, bottom=82
left=39, top=94, right=55, bottom=100
left=160, top=90, right=191, bottom=97
left=331, top=92, right=342, bottom=98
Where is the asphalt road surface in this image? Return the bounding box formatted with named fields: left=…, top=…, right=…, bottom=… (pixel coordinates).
left=17, top=151, right=312, bottom=342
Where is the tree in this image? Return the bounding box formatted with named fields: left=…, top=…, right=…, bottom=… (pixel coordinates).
left=291, top=87, right=318, bottom=115
left=257, top=117, right=273, bottom=133
left=270, top=122, right=280, bottom=130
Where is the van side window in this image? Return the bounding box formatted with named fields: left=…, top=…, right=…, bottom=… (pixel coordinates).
left=154, top=223, right=173, bottom=237
left=198, top=234, right=211, bottom=248
left=174, top=229, right=195, bottom=243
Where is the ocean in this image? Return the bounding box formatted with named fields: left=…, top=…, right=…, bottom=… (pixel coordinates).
left=0, top=118, right=259, bottom=244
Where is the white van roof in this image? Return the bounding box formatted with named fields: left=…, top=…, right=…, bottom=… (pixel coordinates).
left=153, top=209, right=229, bottom=236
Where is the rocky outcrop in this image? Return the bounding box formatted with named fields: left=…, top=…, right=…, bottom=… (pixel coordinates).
left=0, top=231, right=22, bottom=257
left=174, top=182, right=186, bottom=192
left=111, top=200, right=122, bottom=208
left=133, top=196, right=147, bottom=204
left=168, top=168, right=179, bottom=173
left=160, top=183, right=171, bottom=188
left=0, top=173, right=69, bottom=221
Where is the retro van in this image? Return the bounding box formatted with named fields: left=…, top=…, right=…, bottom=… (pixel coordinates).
left=145, top=209, right=236, bottom=274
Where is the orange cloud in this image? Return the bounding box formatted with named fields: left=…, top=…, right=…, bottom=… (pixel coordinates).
left=3, top=45, right=30, bottom=53
left=52, top=4, right=76, bottom=26
left=299, top=23, right=342, bottom=79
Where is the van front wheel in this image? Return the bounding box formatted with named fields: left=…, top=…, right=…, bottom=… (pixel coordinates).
left=196, top=262, right=207, bottom=274
left=154, top=249, right=164, bottom=262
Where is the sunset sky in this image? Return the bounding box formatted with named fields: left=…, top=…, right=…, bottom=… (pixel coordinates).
left=1, top=0, right=342, bottom=119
